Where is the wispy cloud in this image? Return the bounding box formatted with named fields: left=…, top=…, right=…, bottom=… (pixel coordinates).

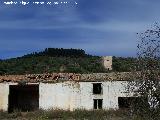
left=0, top=0, right=160, bottom=58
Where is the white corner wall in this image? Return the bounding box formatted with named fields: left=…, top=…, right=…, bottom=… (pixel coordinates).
left=0, top=83, right=9, bottom=111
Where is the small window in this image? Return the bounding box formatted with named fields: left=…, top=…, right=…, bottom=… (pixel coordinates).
left=94, top=99, right=103, bottom=109
left=93, top=83, right=102, bottom=94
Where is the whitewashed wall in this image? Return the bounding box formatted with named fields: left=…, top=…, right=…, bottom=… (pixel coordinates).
left=0, top=83, right=9, bottom=111
left=39, top=82, right=80, bottom=110
left=102, top=81, right=133, bottom=109
left=39, top=81, right=133, bottom=110
left=0, top=82, right=32, bottom=111
left=0, top=81, right=134, bottom=111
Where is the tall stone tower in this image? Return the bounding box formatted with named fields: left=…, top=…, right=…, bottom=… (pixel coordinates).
left=102, top=56, right=112, bottom=70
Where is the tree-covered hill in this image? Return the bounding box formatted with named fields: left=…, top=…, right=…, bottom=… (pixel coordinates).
left=0, top=48, right=137, bottom=75
left=112, top=56, right=137, bottom=72
left=22, top=48, right=89, bottom=58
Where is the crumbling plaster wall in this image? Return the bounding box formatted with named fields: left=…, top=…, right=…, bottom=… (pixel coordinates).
left=39, top=81, right=134, bottom=110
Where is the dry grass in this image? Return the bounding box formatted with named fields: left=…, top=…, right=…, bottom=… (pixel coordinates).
left=0, top=109, right=130, bottom=120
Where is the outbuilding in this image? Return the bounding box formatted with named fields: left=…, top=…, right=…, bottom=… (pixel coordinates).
left=0, top=72, right=138, bottom=112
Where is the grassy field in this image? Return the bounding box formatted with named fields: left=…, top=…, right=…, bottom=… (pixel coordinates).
left=0, top=109, right=131, bottom=120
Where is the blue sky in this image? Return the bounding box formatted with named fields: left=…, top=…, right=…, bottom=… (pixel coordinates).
left=0, top=0, right=159, bottom=59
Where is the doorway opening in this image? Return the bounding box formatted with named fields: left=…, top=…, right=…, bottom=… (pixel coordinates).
left=118, top=97, right=143, bottom=109
left=8, top=84, right=39, bottom=113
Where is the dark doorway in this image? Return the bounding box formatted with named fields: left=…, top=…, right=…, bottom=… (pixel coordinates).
left=93, top=83, right=102, bottom=94
left=8, top=85, right=39, bottom=113
left=118, top=97, right=142, bottom=109
left=94, top=99, right=103, bottom=109
left=118, top=97, right=131, bottom=108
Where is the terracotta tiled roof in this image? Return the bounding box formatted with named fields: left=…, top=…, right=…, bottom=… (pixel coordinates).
left=0, top=72, right=141, bottom=83
left=0, top=73, right=80, bottom=83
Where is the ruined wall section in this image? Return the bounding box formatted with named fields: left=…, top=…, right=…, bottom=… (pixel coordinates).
left=102, top=56, right=112, bottom=70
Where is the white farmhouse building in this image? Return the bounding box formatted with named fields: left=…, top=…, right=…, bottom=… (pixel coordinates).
left=0, top=72, right=138, bottom=112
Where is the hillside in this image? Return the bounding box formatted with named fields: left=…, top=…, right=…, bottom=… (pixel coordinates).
left=0, top=48, right=137, bottom=75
